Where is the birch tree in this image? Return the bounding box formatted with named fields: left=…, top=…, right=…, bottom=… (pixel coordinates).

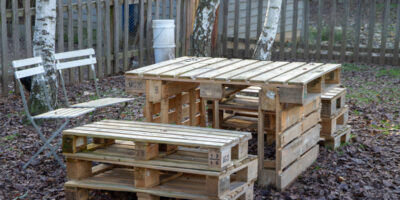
left=191, top=0, right=220, bottom=57
left=253, top=0, right=282, bottom=60
left=30, top=0, right=58, bottom=114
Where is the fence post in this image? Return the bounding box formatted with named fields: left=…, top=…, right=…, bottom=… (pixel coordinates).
left=1, top=1, right=9, bottom=96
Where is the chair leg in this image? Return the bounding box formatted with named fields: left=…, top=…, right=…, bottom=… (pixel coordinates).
left=23, top=119, right=69, bottom=169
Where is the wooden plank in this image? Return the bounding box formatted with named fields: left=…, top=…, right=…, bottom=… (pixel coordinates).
left=155, top=0, right=160, bottom=19
left=175, top=0, right=181, bottom=56
left=250, top=62, right=306, bottom=83
left=327, top=0, right=336, bottom=60
left=256, top=0, right=263, bottom=38
left=15, top=66, right=46, bottom=79
left=279, top=0, right=287, bottom=60
left=367, top=0, right=376, bottom=63
left=24, top=0, right=32, bottom=57
left=380, top=0, right=390, bottom=65
left=123, top=0, right=129, bottom=72
left=57, top=0, right=64, bottom=54
left=78, top=0, right=84, bottom=82
left=315, top=0, right=323, bottom=60
left=195, top=60, right=259, bottom=80
left=128, top=57, right=190, bottom=75
left=268, top=63, right=324, bottom=84
left=340, top=0, right=349, bottom=62
left=291, top=0, right=298, bottom=60
left=244, top=0, right=251, bottom=58
left=354, top=0, right=362, bottom=62
left=105, top=0, right=112, bottom=75
left=169, top=0, right=173, bottom=19
left=147, top=0, right=153, bottom=65
left=189, top=89, right=197, bottom=126
left=222, top=0, right=228, bottom=57
left=139, top=0, right=145, bottom=66
left=394, top=0, right=400, bottom=66
left=212, top=100, right=220, bottom=128
left=87, top=1, right=94, bottom=79
left=178, top=58, right=241, bottom=79
left=1, top=1, right=9, bottom=95
left=233, top=0, right=240, bottom=58
left=68, top=0, right=74, bottom=84
left=214, top=61, right=272, bottom=81
left=160, top=58, right=227, bottom=78
left=231, top=61, right=289, bottom=82
left=277, top=145, right=319, bottom=190
left=12, top=0, right=20, bottom=60
left=257, top=100, right=264, bottom=184
left=181, top=0, right=187, bottom=56
left=96, top=0, right=104, bottom=78
left=303, top=0, right=309, bottom=60
left=144, top=57, right=210, bottom=76
left=12, top=57, right=42, bottom=69
left=288, top=64, right=341, bottom=85
left=114, top=0, right=120, bottom=73
left=163, top=0, right=167, bottom=19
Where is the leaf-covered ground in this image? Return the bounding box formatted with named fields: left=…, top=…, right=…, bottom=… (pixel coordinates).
left=0, top=65, right=399, bottom=200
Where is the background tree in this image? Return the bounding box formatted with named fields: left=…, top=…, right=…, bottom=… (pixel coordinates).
left=253, top=0, right=282, bottom=60
left=30, top=0, right=58, bottom=114
left=191, top=0, right=220, bottom=56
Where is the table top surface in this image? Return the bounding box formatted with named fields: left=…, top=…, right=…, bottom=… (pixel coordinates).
left=63, top=120, right=251, bottom=148
left=125, top=57, right=341, bottom=86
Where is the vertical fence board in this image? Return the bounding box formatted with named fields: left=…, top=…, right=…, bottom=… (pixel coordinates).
left=123, top=0, right=129, bottom=71
left=367, top=0, right=376, bottom=63
left=139, top=0, right=145, bottom=66
left=78, top=0, right=83, bottom=82
left=96, top=0, right=104, bottom=78
left=87, top=1, right=94, bottom=79
left=105, top=0, right=112, bottom=75
left=245, top=0, right=252, bottom=58
left=57, top=0, right=64, bottom=54
left=256, top=0, right=263, bottom=38
left=394, top=0, right=400, bottom=65
left=24, top=0, right=32, bottom=58
left=354, top=0, right=361, bottom=62
left=170, top=0, right=173, bottom=19
left=147, top=0, right=153, bottom=65
left=1, top=1, right=8, bottom=95
left=155, top=0, right=160, bottom=19
left=114, top=0, right=120, bottom=73
left=68, top=0, right=74, bottom=84
left=233, top=0, right=240, bottom=58
left=163, top=0, right=167, bottom=19
left=291, top=0, right=299, bottom=60
left=279, top=0, right=287, bottom=60
left=315, top=0, right=323, bottom=60
left=380, top=0, right=390, bottom=65
left=340, top=0, right=349, bottom=62
left=327, top=0, right=336, bottom=60
left=303, top=0, right=310, bottom=60
left=181, top=0, right=187, bottom=56
left=222, top=0, right=228, bottom=57
left=176, top=0, right=181, bottom=56
left=12, top=0, right=20, bottom=60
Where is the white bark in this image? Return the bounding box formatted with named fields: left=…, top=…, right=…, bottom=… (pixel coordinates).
left=253, top=0, right=282, bottom=61
left=191, top=0, right=220, bottom=57
left=30, top=0, right=58, bottom=114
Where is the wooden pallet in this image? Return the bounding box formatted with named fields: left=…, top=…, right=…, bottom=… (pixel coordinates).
left=321, top=87, right=346, bottom=117
left=64, top=156, right=257, bottom=200
left=320, top=106, right=349, bottom=135
left=62, top=120, right=251, bottom=171
left=321, top=125, right=352, bottom=150
left=125, top=57, right=341, bottom=105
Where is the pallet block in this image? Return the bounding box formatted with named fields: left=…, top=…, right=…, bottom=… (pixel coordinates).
left=321, top=106, right=349, bottom=135
left=322, top=125, right=352, bottom=150
left=321, top=87, right=346, bottom=117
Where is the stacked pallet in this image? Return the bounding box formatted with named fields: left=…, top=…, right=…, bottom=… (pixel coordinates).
left=62, top=120, right=257, bottom=200
left=320, top=87, right=351, bottom=149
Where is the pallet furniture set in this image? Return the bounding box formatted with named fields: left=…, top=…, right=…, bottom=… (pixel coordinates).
left=62, top=120, right=256, bottom=200
left=124, top=57, right=347, bottom=191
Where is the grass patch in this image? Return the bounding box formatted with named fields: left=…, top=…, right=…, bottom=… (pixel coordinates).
left=1, top=133, right=19, bottom=141
left=376, top=68, right=400, bottom=77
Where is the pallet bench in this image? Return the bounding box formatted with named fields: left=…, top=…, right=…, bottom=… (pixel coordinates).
left=63, top=120, right=256, bottom=200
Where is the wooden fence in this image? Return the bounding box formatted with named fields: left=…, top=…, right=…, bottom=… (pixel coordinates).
left=1, top=0, right=400, bottom=96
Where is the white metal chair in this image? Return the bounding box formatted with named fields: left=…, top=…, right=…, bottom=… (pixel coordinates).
left=54, top=49, right=134, bottom=111
left=13, top=57, right=95, bottom=169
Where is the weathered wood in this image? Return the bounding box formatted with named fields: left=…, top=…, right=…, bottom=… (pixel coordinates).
left=394, top=0, right=400, bottom=66
left=380, top=0, right=390, bottom=65
left=354, top=0, right=362, bottom=62
left=222, top=0, right=228, bottom=57
left=327, top=0, right=336, bottom=60
left=96, top=0, right=104, bottom=78
left=87, top=1, right=94, bottom=79
left=315, top=0, right=323, bottom=60
left=24, top=0, right=32, bottom=57
left=291, top=0, right=298, bottom=60
left=244, top=0, right=251, bottom=58
left=233, top=0, right=240, bottom=58
left=303, top=0, right=309, bottom=60
left=68, top=0, right=74, bottom=84
left=57, top=0, right=64, bottom=54
left=279, top=0, right=287, bottom=60
left=1, top=1, right=9, bottom=95
left=113, top=0, right=120, bottom=73
left=340, top=0, right=349, bottom=62
left=77, top=0, right=83, bottom=82
left=367, top=0, right=376, bottom=63
left=12, top=0, right=20, bottom=60
left=139, top=0, right=145, bottom=66
left=105, top=0, right=112, bottom=75
left=321, top=106, right=349, bottom=135
left=146, top=0, right=153, bottom=65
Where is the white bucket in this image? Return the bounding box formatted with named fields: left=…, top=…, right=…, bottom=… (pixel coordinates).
left=152, top=20, right=176, bottom=63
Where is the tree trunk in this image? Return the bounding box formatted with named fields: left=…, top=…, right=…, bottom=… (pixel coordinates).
left=253, top=0, right=282, bottom=60
left=191, top=0, right=220, bottom=57
left=30, top=0, right=58, bottom=114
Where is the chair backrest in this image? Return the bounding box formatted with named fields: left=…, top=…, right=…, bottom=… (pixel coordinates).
left=54, top=48, right=100, bottom=106
left=12, top=57, right=52, bottom=117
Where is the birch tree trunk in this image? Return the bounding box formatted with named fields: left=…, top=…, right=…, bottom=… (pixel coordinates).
left=30, top=0, right=58, bottom=114
left=191, top=0, right=220, bottom=57
left=253, top=0, right=282, bottom=60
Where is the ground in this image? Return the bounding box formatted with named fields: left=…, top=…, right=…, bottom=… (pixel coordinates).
left=0, top=64, right=399, bottom=200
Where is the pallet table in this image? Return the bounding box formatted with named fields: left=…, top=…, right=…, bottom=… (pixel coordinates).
left=125, top=57, right=342, bottom=190
left=63, top=120, right=255, bottom=200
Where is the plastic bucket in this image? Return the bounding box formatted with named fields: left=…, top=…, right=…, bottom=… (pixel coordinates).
left=152, top=20, right=176, bottom=63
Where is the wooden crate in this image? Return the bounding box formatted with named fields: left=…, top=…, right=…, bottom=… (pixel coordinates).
left=62, top=120, right=251, bottom=171
left=321, top=125, right=352, bottom=150
left=321, top=87, right=346, bottom=117
left=64, top=155, right=257, bottom=200
left=320, top=106, right=349, bottom=135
